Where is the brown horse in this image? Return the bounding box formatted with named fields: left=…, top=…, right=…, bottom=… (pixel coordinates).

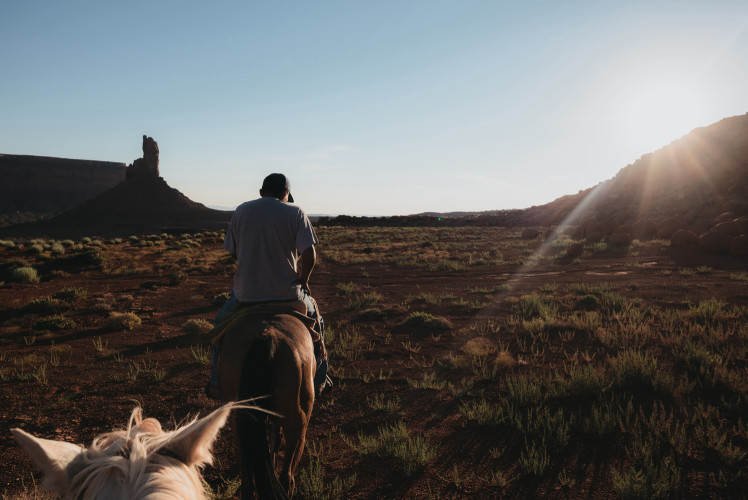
left=12, top=401, right=257, bottom=500
left=216, top=306, right=316, bottom=499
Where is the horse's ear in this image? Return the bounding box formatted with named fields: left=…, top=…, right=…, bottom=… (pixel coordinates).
left=165, top=403, right=233, bottom=468
left=12, top=428, right=84, bottom=493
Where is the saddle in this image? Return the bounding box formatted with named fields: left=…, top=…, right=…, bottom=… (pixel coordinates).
left=211, top=300, right=322, bottom=347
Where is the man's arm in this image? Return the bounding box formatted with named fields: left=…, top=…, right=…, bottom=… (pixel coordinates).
left=299, top=245, right=316, bottom=292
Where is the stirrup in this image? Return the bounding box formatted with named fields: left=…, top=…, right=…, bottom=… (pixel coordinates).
left=316, top=375, right=333, bottom=397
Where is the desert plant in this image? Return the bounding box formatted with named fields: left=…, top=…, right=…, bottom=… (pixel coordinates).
left=518, top=439, right=550, bottom=477
left=329, top=325, right=367, bottom=361
left=459, top=397, right=504, bottom=424
left=407, top=371, right=446, bottom=390
left=366, top=393, right=400, bottom=411
left=610, top=350, right=658, bottom=390
left=32, top=315, right=76, bottom=331
left=90, top=334, right=106, bottom=351
left=347, top=420, right=437, bottom=477
left=10, top=266, right=40, bottom=283
left=53, top=287, right=88, bottom=302
left=50, top=243, right=65, bottom=255
left=103, top=312, right=142, bottom=331
left=297, top=453, right=356, bottom=500
left=518, top=294, right=558, bottom=320
left=346, top=291, right=382, bottom=310
left=600, top=291, right=633, bottom=315
left=191, top=345, right=212, bottom=364
left=559, top=363, right=609, bottom=397
left=182, top=318, right=213, bottom=335
left=398, top=311, right=452, bottom=333
left=335, top=281, right=359, bottom=295
left=690, top=298, right=728, bottom=324
left=22, top=297, right=66, bottom=315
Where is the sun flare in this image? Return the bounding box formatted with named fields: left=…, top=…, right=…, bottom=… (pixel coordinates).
left=619, top=78, right=708, bottom=150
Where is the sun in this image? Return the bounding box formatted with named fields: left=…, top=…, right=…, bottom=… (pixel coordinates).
left=618, top=77, right=708, bottom=151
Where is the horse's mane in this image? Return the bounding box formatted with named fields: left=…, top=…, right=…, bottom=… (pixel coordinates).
left=64, top=407, right=207, bottom=500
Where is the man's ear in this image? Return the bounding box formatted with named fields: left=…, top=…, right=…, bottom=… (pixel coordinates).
left=162, top=403, right=233, bottom=468
left=12, top=428, right=84, bottom=493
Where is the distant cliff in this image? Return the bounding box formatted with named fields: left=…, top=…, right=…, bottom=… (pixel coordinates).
left=0, top=155, right=126, bottom=221
left=0, top=136, right=232, bottom=238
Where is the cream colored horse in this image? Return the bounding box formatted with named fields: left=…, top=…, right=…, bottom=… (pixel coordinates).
left=12, top=402, right=249, bottom=500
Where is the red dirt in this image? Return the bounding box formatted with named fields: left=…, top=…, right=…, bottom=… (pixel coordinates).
left=1, top=230, right=746, bottom=499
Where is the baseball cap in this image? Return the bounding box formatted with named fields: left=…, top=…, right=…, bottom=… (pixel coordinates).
left=261, top=173, right=294, bottom=203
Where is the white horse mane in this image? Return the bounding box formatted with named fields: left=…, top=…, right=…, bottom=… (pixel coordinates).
left=13, top=401, right=263, bottom=500
left=65, top=407, right=205, bottom=500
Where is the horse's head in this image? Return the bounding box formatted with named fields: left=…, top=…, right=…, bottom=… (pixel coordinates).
left=12, top=403, right=237, bottom=500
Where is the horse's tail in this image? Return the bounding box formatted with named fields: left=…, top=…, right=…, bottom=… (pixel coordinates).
left=237, top=330, right=289, bottom=500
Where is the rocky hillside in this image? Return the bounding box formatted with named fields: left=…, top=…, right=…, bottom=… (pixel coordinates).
left=0, top=155, right=126, bottom=224
left=321, top=113, right=748, bottom=254
left=549, top=113, right=748, bottom=255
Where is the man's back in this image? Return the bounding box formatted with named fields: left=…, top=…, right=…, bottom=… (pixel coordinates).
left=225, top=197, right=318, bottom=303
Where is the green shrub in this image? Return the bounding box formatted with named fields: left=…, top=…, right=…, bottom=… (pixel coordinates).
left=23, top=297, right=66, bottom=315
left=398, top=312, right=453, bottom=332
left=50, top=243, right=65, bottom=255
left=600, top=292, right=633, bottom=315
left=28, top=244, right=44, bottom=254
left=10, top=266, right=40, bottom=283
left=54, top=287, right=88, bottom=302
left=519, top=294, right=558, bottom=320
left=297, top=454, right=356, bottom=500
left=348, top=420, right=436, bottom=477
left=104, top=312, right=142, bottom=331
left=33, top=315, right=77, bottom=331
left=576, top=294, right=599, bottom=311
left=346, top=291, right=382, bottom=310
left=610, top=350, right=657, bottom=390
left=335, top=281, right=359, bottom=295
left=182, top=319, right=213, bottom=335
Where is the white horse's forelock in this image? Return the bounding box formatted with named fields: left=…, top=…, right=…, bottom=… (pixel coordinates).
left=64, top=407, right=207, bottom=500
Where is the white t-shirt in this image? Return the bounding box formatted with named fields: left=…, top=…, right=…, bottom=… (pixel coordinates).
left=224, top=197, right=318, bottom=302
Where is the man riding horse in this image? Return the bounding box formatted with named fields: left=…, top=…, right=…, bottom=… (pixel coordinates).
left=207, top=173, right=330, bottom=399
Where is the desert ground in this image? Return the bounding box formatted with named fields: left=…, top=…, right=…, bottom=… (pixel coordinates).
left=1, top=226, right=746, bottom=499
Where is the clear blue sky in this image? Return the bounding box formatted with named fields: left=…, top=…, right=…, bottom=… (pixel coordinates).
left=2, top=1, right=747, bottom=215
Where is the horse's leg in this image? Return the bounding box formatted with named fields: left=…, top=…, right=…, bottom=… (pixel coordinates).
left=270, top=419, right=281, bottom=472
left=278, top=409, right=309, bottom=496
left=277, top=373, right=314, bottom=497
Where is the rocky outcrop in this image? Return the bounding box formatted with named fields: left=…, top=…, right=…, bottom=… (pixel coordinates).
left=0, top=135, right=232, bottom=238
left=671, top=229, right=699, bottom=246
left=0, top=154, right=126, bottom=216
left=126, top=135, right=159, bottom=180
left=698, top=229, right=733, bottom=254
